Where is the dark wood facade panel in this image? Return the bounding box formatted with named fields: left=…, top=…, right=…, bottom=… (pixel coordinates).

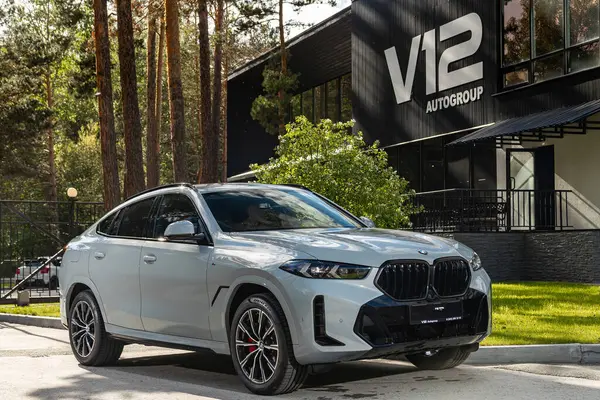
left=352, top=0, right=600, bottom=147
left=227, top=12, right=352, bottom=176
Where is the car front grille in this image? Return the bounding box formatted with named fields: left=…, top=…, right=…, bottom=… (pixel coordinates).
left=375, top=258, right=471, bottom=301
left=375, top=261, right=430, bottom=301
left=432, top=258, right=471, bottom=297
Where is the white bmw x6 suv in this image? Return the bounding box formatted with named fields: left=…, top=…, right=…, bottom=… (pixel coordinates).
left=59, top=183, right=492, bottom=395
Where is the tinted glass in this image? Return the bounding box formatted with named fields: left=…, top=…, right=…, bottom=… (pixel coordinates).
left=302, top=89, right=314, bottom=122
left=117, top=198, right=155, bottom=238
left=153, top=194, right=202, bottom=238
left=534, top=52, right=564, bottom=82
left=97, top=210, right=121, bottom=236
left=314, top=85, right=326, bottom=122
left=534, top=0, right=564, bottom=56
left=397, top=143, right=421, bottom=191
left=341, top=74, right=352, bottom=121
left=504, top=68, right=530, bottom=87
left=503, top=0, right=531, bottom=65
left=327, top=79, right=340, bottom=122
left=446, top=145, right=471, bottom=189
left=569, top=42, right=600, bottom=72
left=421, top=138, right=444, bottom=192
left=290, top=94, right=301, bottom=123
left=202, top=189, right=361, bottom=232
left=570, top=0, right=600, bottom=45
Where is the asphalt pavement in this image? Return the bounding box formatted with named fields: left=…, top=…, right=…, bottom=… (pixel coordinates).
left=1, top=322, right=599, bottom=400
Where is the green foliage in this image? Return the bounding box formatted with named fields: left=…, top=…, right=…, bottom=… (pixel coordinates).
left=55, top=124, right=122, bottom=202
left=250, top=66, right=299, bottom=135
left=251, top=116, right=418, bottom=229
left=0, top=45, right=50, bottom=199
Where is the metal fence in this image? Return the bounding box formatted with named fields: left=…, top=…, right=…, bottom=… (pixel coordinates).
left=0, top=200, right=104, bottom=300
left=410, top=189, right=572, bottom=233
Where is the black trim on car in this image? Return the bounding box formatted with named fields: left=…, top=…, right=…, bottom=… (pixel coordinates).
left=353, top=288, right=489, bottom=349
left=313, top=295, right=345, bottom=346
left=374, top=257, right=472, bottom=302
left=108, top=333, right=217, bottom=354
left=95, top=189, right=214, bottom=246
left=211, top=286, right=230, bottom=307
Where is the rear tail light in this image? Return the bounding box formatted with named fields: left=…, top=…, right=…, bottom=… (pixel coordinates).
left=16, top=268, right=20, bottom=275
left=41, top=266, right=49, bottom=274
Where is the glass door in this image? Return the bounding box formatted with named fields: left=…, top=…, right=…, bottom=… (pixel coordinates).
left=507, top=150, right=536, bottom=230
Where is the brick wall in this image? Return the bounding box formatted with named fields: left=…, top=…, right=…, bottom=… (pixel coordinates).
left=445, top=231, right=600, bottom=283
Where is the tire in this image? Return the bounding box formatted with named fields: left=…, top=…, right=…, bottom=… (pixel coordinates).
left=229, top=293, right=308, bottom=395
left=406, top=346, right=471, bottom=370
left=68, top=290, right=124, bottom=366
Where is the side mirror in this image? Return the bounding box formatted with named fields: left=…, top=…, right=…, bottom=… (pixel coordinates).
left=359, top=216, right=376, bottom=228
left=164, top=220, right=206, bottom=244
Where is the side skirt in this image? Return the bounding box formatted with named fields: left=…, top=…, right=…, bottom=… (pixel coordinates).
left=105, top=324, right=231, bottom=355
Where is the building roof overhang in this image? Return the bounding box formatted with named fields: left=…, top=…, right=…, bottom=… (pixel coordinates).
left=227, top=6, right=351, bottom=82
left=449, top=100, right=600, bottom=147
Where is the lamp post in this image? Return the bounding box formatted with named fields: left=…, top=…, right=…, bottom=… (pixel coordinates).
left=67, top=187, right=78, bottom=239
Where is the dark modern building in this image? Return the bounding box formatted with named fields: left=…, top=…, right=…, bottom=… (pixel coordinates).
left=227, top=0, right=600, bottom=282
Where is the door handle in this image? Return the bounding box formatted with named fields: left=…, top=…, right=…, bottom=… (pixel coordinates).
left=94, top=252, right=105, bottom=260
left=143, top=254, right=157, bottom=264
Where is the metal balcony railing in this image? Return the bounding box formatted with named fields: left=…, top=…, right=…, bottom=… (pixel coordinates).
left=409, top=189, right=572, bottom=233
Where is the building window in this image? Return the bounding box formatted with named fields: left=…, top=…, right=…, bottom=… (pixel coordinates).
left=302, top=89, right=314, bottom=122
left=326, top=79, right=340, bottom=121
left=341, top=74, right=352, bottom=121
left=290, top=94, right=301, bottom=122
left=501, top=0, right=600, bottom=88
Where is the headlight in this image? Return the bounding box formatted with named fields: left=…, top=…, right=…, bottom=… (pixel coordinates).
left=470, top=252, right=482, bottom=271
left=280, top=260, right=371, bottom=279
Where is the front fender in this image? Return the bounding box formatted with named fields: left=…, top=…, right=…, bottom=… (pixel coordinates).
left=211, top=269, right=299, bottom=348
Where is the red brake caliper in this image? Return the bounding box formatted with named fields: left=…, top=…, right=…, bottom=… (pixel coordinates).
left=248, top=336, right=257, bottom=353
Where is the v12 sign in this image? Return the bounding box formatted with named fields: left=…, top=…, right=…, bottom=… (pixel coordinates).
left=385, top=13, right=484, bottom=114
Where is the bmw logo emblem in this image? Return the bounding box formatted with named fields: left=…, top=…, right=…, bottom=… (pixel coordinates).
left=418, top=250, right=429, bottom=255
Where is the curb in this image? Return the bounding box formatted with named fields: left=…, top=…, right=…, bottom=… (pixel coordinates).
left=0, top=313, right=64, bottom=330
left=467, top=344, right=600, bottom=365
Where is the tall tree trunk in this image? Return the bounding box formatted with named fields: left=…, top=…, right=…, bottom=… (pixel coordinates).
left=220, top=4, right=230, bottom=182
left=212, top=0, right=224, bottom=182
left=116, top=0, right=145, bottom=198
left=198, top=0, right=216, bottom=183
left=277, top=0, right=286, bottom=135
left=45, top=72, right=58, bottom=203
left=279, top=0, right=286, bottom=75
left=154, top=17, right=166, bottom=184
left=93, top=0, right=120, bottom=210
left=146, top=1, right=159, bottom=188
left=165, top=0, right=187, bottom=182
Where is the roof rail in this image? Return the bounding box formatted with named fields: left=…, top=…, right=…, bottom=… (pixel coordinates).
left=124, top=183, right=195, bottom=202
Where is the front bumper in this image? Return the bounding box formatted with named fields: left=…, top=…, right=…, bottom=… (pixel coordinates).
left=353, top=288, right=489, bottom=360
left=289, top=268, right=492, bottom=365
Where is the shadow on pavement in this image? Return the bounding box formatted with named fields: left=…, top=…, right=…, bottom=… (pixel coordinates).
left=0, top=322, right=69, bottom=345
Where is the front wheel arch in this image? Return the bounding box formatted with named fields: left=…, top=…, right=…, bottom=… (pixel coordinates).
left=224, top=280, right=298, bottom=346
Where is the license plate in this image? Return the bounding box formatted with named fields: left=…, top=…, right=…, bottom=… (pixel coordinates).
left=409, top=301, right=463, bottom=325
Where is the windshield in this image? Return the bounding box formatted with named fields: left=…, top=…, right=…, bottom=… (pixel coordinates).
left=201, top=188, right=361, bottom=232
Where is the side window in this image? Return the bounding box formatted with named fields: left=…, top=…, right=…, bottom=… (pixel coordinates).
left=153, top=194, right=202, bottom=238
left=97, top=210, right=122, bottom=236
left=117, top=198, right=156, bottom=238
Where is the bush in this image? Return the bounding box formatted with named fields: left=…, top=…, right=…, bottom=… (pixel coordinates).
left=250, top=117, right=418, bottom=229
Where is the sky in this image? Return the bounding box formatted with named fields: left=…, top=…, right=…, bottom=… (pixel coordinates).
left=285, top=0, right=352, bottom=37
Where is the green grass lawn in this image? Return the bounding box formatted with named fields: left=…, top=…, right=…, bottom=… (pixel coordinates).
left=0, top=303, right=60, bottom=317
left=484, top=282, right=600, bottom=346
left=0, top=283, right=598, bottom=345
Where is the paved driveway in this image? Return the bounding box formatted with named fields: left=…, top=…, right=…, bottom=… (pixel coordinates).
left=1, top=322, right=599, bottom=400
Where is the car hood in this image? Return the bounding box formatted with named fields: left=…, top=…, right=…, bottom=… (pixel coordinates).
left=229, top=228, right=472, bottom=267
